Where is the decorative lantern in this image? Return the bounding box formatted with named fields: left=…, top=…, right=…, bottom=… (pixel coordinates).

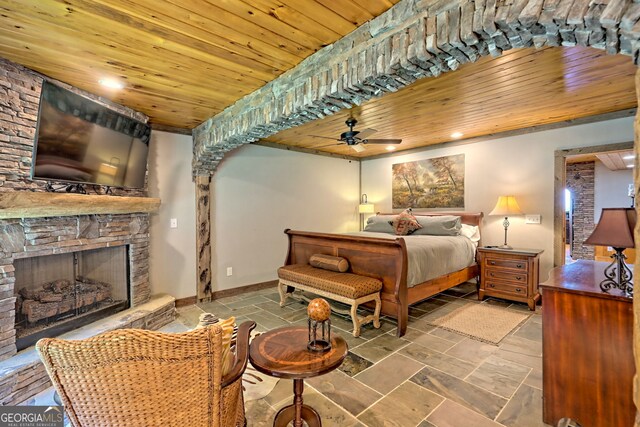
left=307, top=298, right=332, bottom=352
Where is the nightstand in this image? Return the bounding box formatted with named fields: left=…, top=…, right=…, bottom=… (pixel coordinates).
left=477, top=247, right=544, bottom=310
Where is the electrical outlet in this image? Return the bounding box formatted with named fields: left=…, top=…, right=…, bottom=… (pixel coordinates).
left=226, top=267, right=233, bottom=277
left=170, top=218, right=178, bottom=228
left=525, top=214, right=541, bottom=224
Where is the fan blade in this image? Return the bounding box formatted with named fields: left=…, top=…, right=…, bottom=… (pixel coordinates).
left=315, top=142, right=346, bottom=149
left=362, top=138, right=402, bottom=144
left=356, top=128, right=378, bottom=140
left=308, top=134, right=340, bottom=141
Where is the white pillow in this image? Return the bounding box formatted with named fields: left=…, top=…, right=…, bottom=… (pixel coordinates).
left=460, top=224, right=480, bottom=243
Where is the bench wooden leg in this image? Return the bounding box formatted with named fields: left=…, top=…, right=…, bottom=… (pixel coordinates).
left=278, top=280, right=290, bottom=307
left=373, top=294, right=381, bottom=329
left=350, top=303, right=361, bottom=338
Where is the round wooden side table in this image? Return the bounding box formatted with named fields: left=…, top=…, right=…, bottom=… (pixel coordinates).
left=249, top=326, right=348, bottom=427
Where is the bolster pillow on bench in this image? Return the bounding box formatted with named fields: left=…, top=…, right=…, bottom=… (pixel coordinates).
left=309, top=254, right=349, bottom=273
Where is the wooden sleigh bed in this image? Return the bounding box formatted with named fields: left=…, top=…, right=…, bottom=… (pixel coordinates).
left=283, top=212, right=483, bottom=337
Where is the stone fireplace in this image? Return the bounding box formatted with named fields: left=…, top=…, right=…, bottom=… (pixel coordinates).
left=0, top=214, right=151, bottom=360
left=0, top=58, right=176, bottom=405
left=14, top=245, right=131, bottom=351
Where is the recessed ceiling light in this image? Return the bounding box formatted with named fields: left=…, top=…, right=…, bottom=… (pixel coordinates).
left=98, top=78, right=125, bottom=90
left=451, top=132, right=463, bottom=139
left=623, top=154, right=635, bottom=160
left=385, top=146, right=396, bottom=151
left=627, top=164, right=634, bottom=168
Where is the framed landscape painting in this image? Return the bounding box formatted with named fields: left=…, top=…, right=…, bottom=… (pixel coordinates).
left=392, top=154, right=465, bottom=209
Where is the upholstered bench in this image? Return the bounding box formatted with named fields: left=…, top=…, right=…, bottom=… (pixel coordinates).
left=277, top=256, right=382, bottom=337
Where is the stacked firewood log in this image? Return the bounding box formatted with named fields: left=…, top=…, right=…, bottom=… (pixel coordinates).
left=16, top=277, right=112, bottom=323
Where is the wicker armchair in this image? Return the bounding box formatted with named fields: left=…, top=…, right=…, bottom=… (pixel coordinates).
left=36, top=321, right=256, bottom=427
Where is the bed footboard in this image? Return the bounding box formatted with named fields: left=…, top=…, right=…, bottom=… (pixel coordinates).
left=284, top=229, right=410, bottom=336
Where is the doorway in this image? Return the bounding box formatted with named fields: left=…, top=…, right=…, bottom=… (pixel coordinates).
left=564, top=189, right=573, bottom=263
left=554, top=141, right=635, bottom=266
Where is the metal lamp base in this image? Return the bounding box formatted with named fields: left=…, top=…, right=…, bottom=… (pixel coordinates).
left=599, top=248, right=633, bottom=296
left=499, top=217, right=513, bottom=250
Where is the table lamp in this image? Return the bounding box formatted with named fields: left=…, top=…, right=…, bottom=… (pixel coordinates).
left=358, top=194, right=374, bottom=231
left=489, top=195, right=523, bottom=249
left=584, top=207, right=636, bottom=295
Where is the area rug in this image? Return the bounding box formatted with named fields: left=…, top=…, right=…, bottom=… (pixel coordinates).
left=428, top=303, right=531, bottom=345
left=243, top=366, right=279, bottom=402
left=242, top=330, right=279, bottom=402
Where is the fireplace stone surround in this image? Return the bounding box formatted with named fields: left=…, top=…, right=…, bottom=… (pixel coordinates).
left=0, top=58, right=175, bottom=405
left=0, top=213, right=152, bottom=360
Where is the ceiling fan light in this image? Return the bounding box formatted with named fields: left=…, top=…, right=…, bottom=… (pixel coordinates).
left=352, top=144, right=366, bottom=153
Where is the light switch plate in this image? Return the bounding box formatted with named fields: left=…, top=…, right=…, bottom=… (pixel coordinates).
left=170, top=218, right=178, bottom=228
left=525, top=214, right=541, bottom=224
left=226, top=267, right=233, bottom=277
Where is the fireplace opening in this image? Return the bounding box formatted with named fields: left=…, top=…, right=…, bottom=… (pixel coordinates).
left=14, top=245, right=131, bottom=351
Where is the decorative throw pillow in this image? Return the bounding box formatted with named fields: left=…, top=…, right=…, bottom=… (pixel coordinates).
left=196, top=313, right=236, bottom=376
left=412, top=215, right=462, bottom=236
left=309, top=254, right=349, bottom=272
left=390, top=209, right=422, bottom=235
left=364, top=215, right=396, bottom=233
left=218, top=316, right=236, bottom=376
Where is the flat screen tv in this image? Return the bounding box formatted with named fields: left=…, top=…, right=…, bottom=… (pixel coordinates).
left=31, top=81, right=151, bottom=189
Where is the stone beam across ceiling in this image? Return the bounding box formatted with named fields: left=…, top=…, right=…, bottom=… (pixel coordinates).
left=192, top=0, right=640, bottom=175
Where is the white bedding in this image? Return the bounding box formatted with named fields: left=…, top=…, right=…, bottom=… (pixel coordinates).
left=345, top=232, right=478, bottom=287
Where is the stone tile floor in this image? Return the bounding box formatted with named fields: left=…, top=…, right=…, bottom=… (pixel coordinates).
left=25, top=281, right=550, bottom=427
left=179, top=282, right=550, bottom=427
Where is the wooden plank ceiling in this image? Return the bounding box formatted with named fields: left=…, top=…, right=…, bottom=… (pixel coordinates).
left=596, top=151, right=635, bottom=170
left=567, top=150, right=635, bottom=171
left=263, top=46, right=637, bottom=158
left=0, top=2, right=636, bottom=154
left=0, top=0, right=399, bottom=129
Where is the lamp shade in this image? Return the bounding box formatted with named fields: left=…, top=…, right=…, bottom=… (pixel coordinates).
left=584, top=208, right=636, bottom=248
left=489, top=196, right=523, bottom=216
left=359, top=203, right=375, bottom=214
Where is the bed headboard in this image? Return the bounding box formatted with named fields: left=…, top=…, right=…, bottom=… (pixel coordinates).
left=377, top=211, right=484, bottom=246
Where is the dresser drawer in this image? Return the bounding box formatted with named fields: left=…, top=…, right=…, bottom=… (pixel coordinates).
left=484, top=257, right=528, bottom=272
left=484, top=280, right=527, bottom=296
left=485, top=269, right=528, bottom=284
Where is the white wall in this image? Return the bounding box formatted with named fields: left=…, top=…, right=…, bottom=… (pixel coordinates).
left=147, top=131, right=196, bottom=299
left=594, top=159, right=634, bottom=222
left=361, top=117, right=634, bottom=279
left=213, top=144, right=360, bottom=290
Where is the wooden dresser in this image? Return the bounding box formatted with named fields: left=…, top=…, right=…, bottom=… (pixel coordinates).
left=477, top=247, right=543, bottom=310
left=540, top=260, right=635, bottom=427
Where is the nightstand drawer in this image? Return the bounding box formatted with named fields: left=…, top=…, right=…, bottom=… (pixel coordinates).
left=484, top=280, right=527, bottom=295
left=485, top=269, right=528, bottom=284
left=484, top=257, right=528, bottom=271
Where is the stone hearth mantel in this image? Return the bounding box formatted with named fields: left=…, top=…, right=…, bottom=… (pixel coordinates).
left=0, top=192, right=161, bottom=219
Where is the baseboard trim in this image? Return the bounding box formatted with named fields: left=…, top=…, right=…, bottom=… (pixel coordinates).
left=185, top=280, right=279, bottom=304
left=175, top=295, right=197, bottom=308
left=209, top=280, right=279, bottom=301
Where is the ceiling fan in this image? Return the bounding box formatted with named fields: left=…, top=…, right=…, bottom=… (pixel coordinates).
left=311, top=118, right=402, bottom=153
